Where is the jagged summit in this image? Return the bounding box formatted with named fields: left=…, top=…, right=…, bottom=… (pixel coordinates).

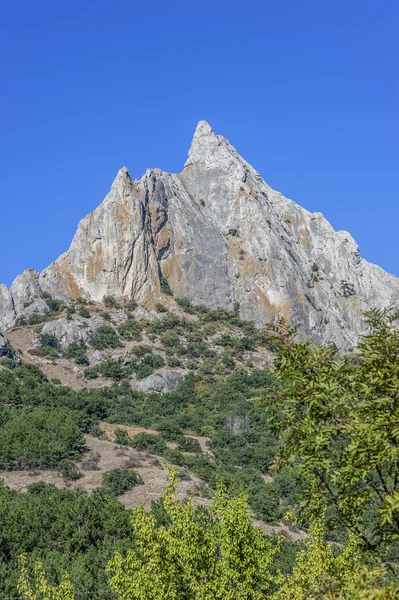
left=185, top=120, right=243, bottom=171
left=1, top=122, right=398, bottom=348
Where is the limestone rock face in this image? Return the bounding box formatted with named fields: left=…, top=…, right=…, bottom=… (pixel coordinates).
left=133, top=370, right=184, bottom=393
left=0, top=332, right=8, bottom=357
left=0, top=285, right=16, bottom=330
left=1, top=121, right=398, bottom=348
left=41, top=317, right=104, bottom=348
left=10, top=270, right=49, bottom=320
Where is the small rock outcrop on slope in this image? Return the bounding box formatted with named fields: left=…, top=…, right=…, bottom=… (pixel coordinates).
left=133, top=370, right=184, bottom=393
left=1, top=121, right=398, bottom=348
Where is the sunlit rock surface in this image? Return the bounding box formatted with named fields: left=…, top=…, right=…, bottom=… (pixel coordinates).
left=1, top=121, right=398, bottom=348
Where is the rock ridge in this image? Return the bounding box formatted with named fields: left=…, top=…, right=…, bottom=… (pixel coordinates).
left=1, top=121, right=398, bottom=349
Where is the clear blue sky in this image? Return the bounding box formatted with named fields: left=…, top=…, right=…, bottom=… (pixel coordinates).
left=0, top=0, right=397, bottom=287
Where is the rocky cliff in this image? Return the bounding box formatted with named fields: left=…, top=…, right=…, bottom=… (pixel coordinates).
left=1, top=121, right=398, bottom=348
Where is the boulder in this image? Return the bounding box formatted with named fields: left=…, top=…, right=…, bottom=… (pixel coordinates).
left=10, top=269, right=49, bottom=320
left=90, top=350, right=104, bottom=366
left=133, top=370, right=184, bottom=393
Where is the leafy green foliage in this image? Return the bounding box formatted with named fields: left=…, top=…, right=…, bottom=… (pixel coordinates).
left=160, top=275, right=173, bottom=296
left=177, top=437, right=201, bottom=453
left=103, top=295, right=120, bottom=308
left=89, top=325, right=122, bottom=350
left=118, top=319, right=143, bottom=340
left=96, top=358, right=126, bottom=381
left=57, top=459, right=82, bottom=481
left=43, top=292, right=64, bottom=314
left=107, top=467, right=281, bottom=599
left=156, top=303, right=168, bottom=313
left=39, top=333, right=61, bottom=357
left=114, top=428, right=130, bottom=445
left=4, top=303, right=399, bottom=597
left=130, top=433, right=168, bottom=455
left=64, top=343, right=89, bottom=365
left=0, top=408, right=84, bottom=470
left=270, top=308, right=399, bottom=567
left=78, top=307, right=90, bottom=318
left=101, top=468, right=143, bottom=496
left=0, top=482, right=134, bottom=599
left=18, top=555, right=75, bottom=600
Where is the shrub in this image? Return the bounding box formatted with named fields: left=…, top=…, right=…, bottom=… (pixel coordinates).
left=89, top=326, right=122, bottom=350
left=39, top=333, right=61, bottom=358
left=141, top=353, right=164, bottom=369
left=123, top=299, right=138, bottom=311
left=103, top=295, right=120, bottom=308
left=186, top=341, right=207, bottom=358
left=84, top=367, right=98, bottom=380
left=220, top=355, right=235, bottom=370
left=130, top=433, right=167, bottom=455
left=156, top=303, right=168, bottom=313
left=131, top=345, right=153, bottom=358
left=64, top=342, right=89, bottom=365
left=236, top=336, right=255, bottom=351
left=134, top=363, right=154, bottom=380
left=118, top=319, right=142, bottom=340
left=0, top=408, right=84, bottom=470
left=160, top=275, right=173, bottom=296
left=114, top=428, right=130, bottom=445
left=102, top=468, right=143, bottom=496
left=58, top=459, right=82, bottom=481
left=40, top=333, right=61, bottom=351
left=78, top=307, right=91, bottom=318
left=97, top=359, right=126, bottom=381
left=175, top=297, right=195, bottom=314
left=100, top=311, right=112, bottom=321
left=43, top=292, right=64, bottom=313
left=167, top=357, right=182, bottom=368
left=81, top=452, right=101, bottom=471
left=132, top=352, right=165, bottom=379
left=177, top=437, right=202, bottom=453
left=158, top=422, right=184, bottom=442
left=161, top=330, right=180, bottom=347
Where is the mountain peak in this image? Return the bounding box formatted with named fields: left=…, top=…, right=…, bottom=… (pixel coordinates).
left=193, top=120, right=214, bottom=138
left=111, top=166, right=131, bottom=188
left=1, top=121, right=398, bottom=350
left=184, top=120, right=224, bottom=168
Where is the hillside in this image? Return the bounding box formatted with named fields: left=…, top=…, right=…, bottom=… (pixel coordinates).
left=1, top=123, right=398, bottom=598
left=0, top=299, right=307, bottom=597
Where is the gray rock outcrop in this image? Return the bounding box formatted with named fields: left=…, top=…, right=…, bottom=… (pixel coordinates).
left=1, top=121, right=398, bottom=348
left=41, top=317, right=104, bottom=348
left=0, top=333, right=8, bottom=357
left=133, top=370, right=184, bottom=393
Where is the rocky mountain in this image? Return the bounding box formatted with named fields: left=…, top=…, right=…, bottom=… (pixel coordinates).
left=1, top=121, right=398, bottom=348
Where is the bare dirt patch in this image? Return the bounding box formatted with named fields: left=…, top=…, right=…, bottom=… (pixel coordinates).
left=100, top=422, right=213, bottom=456
left=7, top=325, right=107, bottom=390
left=0, top=434, right=202, bottom=511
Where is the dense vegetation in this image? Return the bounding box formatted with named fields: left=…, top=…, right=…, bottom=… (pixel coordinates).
left=2, top=303, right=399, bottom=597
left=0, top=482, right=134, bottom=598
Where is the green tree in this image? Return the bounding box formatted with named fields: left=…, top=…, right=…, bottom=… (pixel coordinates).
left=101, top=468, right=143, bottom=496
left=17, top=556, right=74, bottom=600
left=270, top=308, right=399, bottom=564
left=107, top=466, right=281, bottom=600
